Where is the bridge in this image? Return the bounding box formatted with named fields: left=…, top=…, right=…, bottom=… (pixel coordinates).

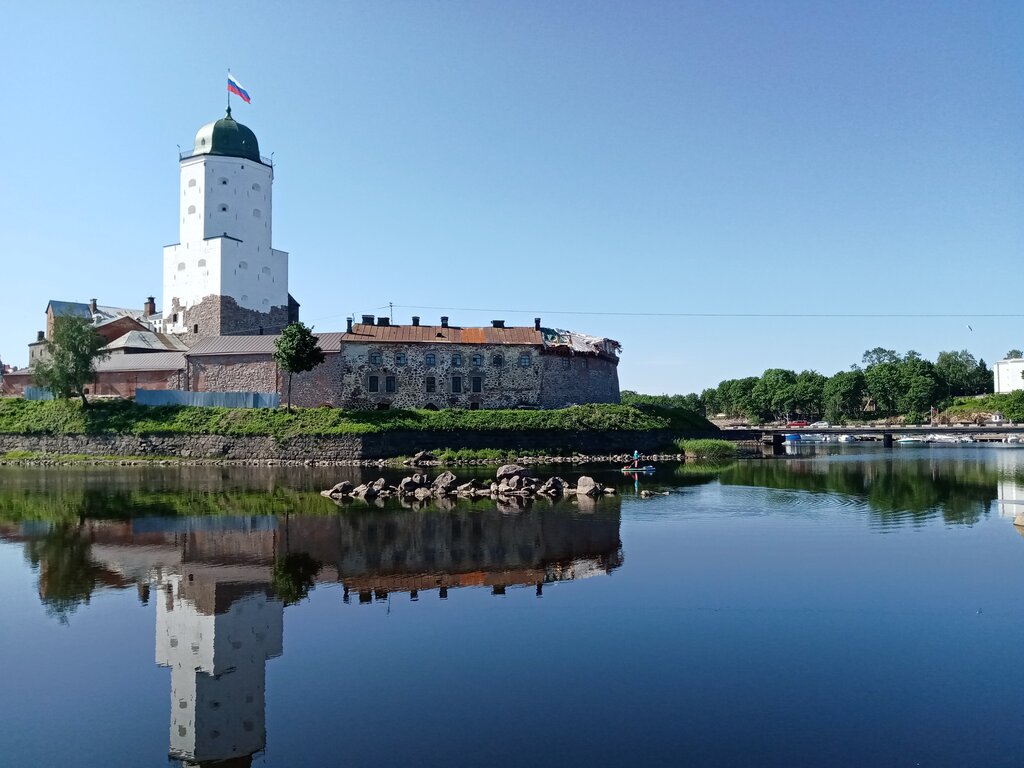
left=724, top=425, right=1024, bottom=452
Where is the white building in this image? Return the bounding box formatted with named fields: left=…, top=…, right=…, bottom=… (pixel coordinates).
left=162, top=107, right=294, bottom=337
left=993, top=357, right=1024, bottom=394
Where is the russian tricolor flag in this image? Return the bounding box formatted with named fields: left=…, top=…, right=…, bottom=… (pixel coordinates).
left=227, top=73, right=251, bottom=104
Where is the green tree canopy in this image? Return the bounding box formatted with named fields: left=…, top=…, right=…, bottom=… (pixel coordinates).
left=31, top=316, right=109, bottom=406
left=1006, top=349, right=1023, bottom=360
left=273, top=322, right=326, bottom=411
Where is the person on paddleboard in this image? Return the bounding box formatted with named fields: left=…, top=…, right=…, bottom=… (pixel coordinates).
left=632, top=450, right=640, bottom=469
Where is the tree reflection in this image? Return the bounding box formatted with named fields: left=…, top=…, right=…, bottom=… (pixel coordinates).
left=23, top=523, right=100, bottom=622
left=719, top=458, right=999, bottom=525
left=271, top=552, right=322, bottom=605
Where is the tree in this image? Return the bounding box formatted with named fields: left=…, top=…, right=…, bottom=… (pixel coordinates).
left=273, top=322, right=325, bottom=411
left=1006, top=349, right=1023, bottom=360
left=31, top=316, right=108, bottom=406
left=935, top=350, right=977, bottom=399
left=272, top=552, right=322, bottom=605
left=822, top=369, right=866, bottom=423
left=862, top=347, right=900, bottom=367
left=865, top=361, right=902, bottom=416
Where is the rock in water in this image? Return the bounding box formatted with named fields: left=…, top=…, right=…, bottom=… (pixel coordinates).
left=496, top=464, right=528, bottom=481
left=576, top=476, right=603, bottom=497
left=432, top=470, right=459, bottom=493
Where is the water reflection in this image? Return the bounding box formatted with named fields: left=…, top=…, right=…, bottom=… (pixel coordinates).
left=718, top=453, right=1019, bottom=526
left=0, top=499, right=622, bottom=766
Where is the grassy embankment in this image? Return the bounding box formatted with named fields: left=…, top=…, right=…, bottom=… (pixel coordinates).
left=939, top=392, right=1024, bottom=423
left=0, top=399, right=714, bottom=440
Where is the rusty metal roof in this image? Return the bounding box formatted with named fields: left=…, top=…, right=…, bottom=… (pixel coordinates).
left=187, top=332, right=343, bottom=357
left=340, top=324, right=543, bottom=345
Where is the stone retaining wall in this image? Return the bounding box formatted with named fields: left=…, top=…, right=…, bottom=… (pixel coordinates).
left=0, top=428, right=707, bottom=462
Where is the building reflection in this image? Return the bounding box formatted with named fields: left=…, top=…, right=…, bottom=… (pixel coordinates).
left=0, top=502, right=622, bottom=766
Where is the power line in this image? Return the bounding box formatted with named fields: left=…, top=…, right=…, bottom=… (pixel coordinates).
left=382, top=304, right=1024, bottom=320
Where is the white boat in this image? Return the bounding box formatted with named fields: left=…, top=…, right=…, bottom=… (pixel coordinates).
left=897, top=436, right=924, bottom=444
left=838, top=434, right=857, bottom=443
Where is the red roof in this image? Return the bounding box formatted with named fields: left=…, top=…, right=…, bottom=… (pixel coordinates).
left=340, top=324, right=542, bottom=346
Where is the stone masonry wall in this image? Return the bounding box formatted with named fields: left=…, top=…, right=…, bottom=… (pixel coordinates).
left=338, top=343, right=544, bottom=410
left=177, top=295, right=290, bottom=337
left=0, top=428, right=689, bottom=462
left=539, top=353, right=620, bottom=408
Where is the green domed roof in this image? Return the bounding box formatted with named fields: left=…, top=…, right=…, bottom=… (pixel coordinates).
left=192, top=107, right=262, bottom=163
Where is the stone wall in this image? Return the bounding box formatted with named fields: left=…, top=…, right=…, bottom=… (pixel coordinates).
left=0, top=427, right=690, bottom=462
left=176, top=295, right=290, bottom=337
left=185, top=344, right=621, bottom=410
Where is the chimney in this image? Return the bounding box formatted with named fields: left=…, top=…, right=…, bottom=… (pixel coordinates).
left=491, top=320, right=505, bottom=328
left=534, top=317, right=542, bottom=331
left=346, top=317, right=353, bottom=333
left=440, top=316, right=449, bottom=328
left=36, top=330, right=45, bottom=342
left=411, top=316, right=420, bottom=326
left=144, top=296, right=156, bottom=317
left=377, top=317, right=390, bottom=326
left=361, top=314, right=375, bottom=325
left=89, top=298, right=98, bottom=314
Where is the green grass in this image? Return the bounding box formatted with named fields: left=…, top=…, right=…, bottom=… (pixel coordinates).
left=0, top=399, right=717, bottom=439
left=675, top=438, right=737, bottom=460
left=942, top=392, right=1024, bottom=421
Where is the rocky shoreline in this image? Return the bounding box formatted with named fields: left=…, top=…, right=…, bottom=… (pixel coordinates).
left=0, top=450, right=693, bottom=468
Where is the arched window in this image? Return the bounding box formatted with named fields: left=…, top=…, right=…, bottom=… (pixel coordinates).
left=253, top=209, right=261, bottom=218
left=197, top=258, right=206, bottom=267
left=261, top=266, right=271, bottom=274
left=219, top=204, right=229, bottom=212
left=177, top=262, right=186, bottom=271
left=219, top=177, right=228, bottom=186
left=238, top=261, right=248, bottom=269
left=241, top=294, right=248, bottom=302
left=187, top=205, right=196, bottom=214
left=252, top=183, right=261, bottom=191
left=187, top=179, right=197, bottom=188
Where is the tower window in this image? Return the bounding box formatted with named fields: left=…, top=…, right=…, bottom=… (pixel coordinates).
left=262, top=266, right=271, bottom=274
left=219, top=178, right=228, bottom=186
left=241, top=295, right=248, bottom=302
left=238, top=261, right=248, bottom=269
left=187, top=205, right=196, bottom=214
left=193, top=324, right=199, bottom=333
left=252, top=183, right=261, bottom=191
left=219, top=204, right=229, bottom=212
left=188, top=179, right=197, bottom=188
left=197, top=258, right=206, bottom=267
left=253, top=209, right=262, bottom=218
left=177, top=262, right=186, bottom=271
left=262, top=299, right=269, bottom=305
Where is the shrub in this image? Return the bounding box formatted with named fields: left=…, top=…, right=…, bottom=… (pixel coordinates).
left=676, top=438, right=737, bottom=461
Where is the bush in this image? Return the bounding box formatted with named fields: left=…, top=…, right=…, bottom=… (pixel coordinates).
left=676, top=438, right=737, bottom=460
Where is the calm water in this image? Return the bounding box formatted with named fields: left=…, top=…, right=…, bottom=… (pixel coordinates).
left=3, top=445, right=1024, bottom=767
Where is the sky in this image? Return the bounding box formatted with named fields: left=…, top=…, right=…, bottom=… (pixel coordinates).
left=1, top=1, right=1021, bottom=394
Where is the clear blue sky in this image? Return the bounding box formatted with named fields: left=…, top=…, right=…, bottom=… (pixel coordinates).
left=1, top=1, right=1021, bottom=393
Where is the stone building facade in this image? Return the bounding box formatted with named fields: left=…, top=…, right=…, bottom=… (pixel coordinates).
left=182, top=320, right=620, bottom=410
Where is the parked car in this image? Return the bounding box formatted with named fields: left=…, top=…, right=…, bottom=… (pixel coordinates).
left=809, top=421, right=830, bottom=429
left=787, top=420, right=809, bottom=427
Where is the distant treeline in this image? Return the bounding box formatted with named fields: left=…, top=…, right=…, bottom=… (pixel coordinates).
left=624, top=347, right=997, bottom=424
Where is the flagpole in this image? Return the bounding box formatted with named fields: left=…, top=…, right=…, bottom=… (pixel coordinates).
left=227, top=68, right=231, bottom=113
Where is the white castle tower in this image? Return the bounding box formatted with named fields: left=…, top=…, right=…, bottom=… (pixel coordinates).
left=162, top=108, right=294, bottom=337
